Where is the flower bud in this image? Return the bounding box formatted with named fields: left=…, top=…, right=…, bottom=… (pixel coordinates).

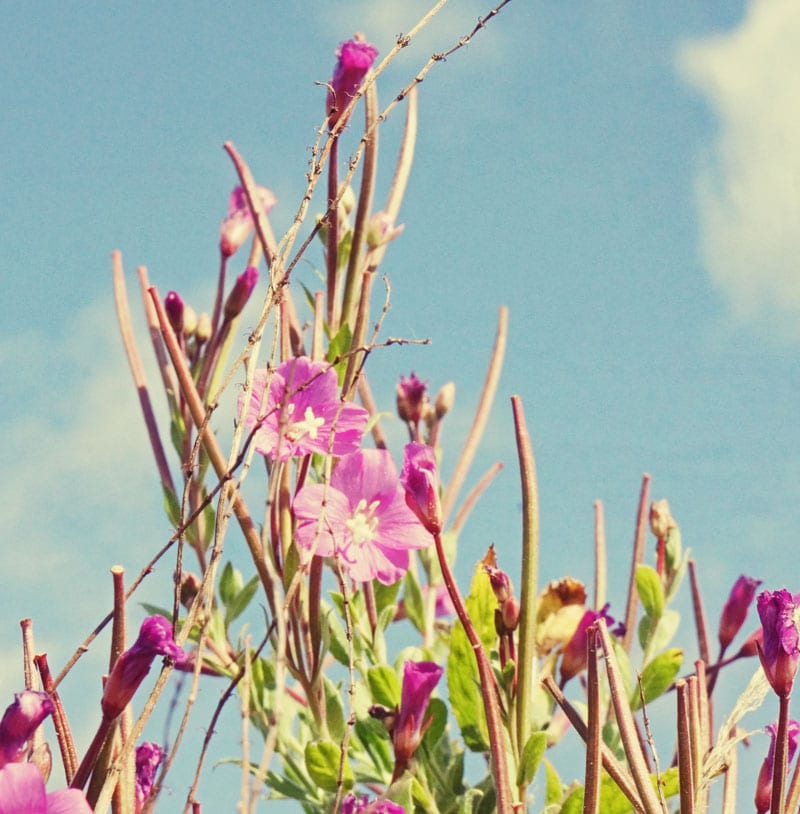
left=434, top=382, right=456, bottom=419
left=366, top=211, right=404, bottom=249
left=396, top=373, right=428, bottom=425
left=0, top=691, right=54, bottom=768
left=219, top=186, right=277, bottom=258
left=339, top=183, right=356, bottom=215
left=164, top=291, right=184, bottom=336
left=718, top=575, right=762, bottom=652
left=179, top=572, right=201, bottom=609
left=182, top=304, right=198, bottom=337
left=195, top=312, right=212, bottom=344
left=755, top=720, right=800, bottom=813
left=757, top=589, right=800, bottom=698
left=400, top=443, right=442, bottom=535
left=392, top=661, right=442, bottom=770
left=327, top=37, right=379, bottom=128
left=223, top=266, right=259, bottom=320
left=649, top=499, right=675, bottom=538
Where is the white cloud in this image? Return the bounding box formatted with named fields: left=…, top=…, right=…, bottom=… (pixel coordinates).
left=677, top=0, right=800, bottom=340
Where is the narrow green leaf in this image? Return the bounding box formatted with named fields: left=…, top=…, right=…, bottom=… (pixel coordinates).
left=219, top=561, right=241, bottom=607
left=635, top=564, right=664, bottom=619
left=516, top=731, right=547, bottom=787
left=544, top=759, right=563, bottom=805
left=162, top=485, right=181, bottom=527
left=225, top=574, right=259, bottom=626
left=403, top=569, right=426, bottom=634
left=631, top=647, right=683, bottom=710
left=323, top=675, right=346, bottom=742
left=422, top=697, right=448, bottom=749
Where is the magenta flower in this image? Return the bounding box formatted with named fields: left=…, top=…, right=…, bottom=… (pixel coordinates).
left=327, top=38, right=379, bottom=128
left=757, top=589, right=800, bottom=698
left=101, top=615, right=184, bottom=720
left=219, top=185, right=277, bottom=258
left=164, top=291, right=184, bottom=336
left=238, top=357, right=368, bottom=462
left=560, top=604, right=623, bottom=686
left=392, top=661, right=443, bottom=775
left=134, top=742, right=164, bottom=813
left=718, top=575, right=762, bottom=653
left=0, top=763, right=91, bottom=813
left=293, top=449, right=432, bottom=584
left=223, top=265, right=259, bottom=320
left=755, top=720, right=800, bottom=813
left=399, top=443, right=442, bottom=535
left=341, top=794, right=404, bottom=814
left=0, top=691, right=54, bottom=768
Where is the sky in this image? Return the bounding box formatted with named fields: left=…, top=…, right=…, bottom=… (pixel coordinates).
left=2, top=0, right=799, bottom=809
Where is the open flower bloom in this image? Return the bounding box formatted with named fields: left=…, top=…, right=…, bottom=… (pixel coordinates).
left=0, top=762, right=91, bottom=813
left=392, top=661, right=443, bottom=770
left=101, top=615, right=184, bottom=720
left=219, top=185, right=277, bottom=258
left=0, top=691, right=54, bottom=768
left=718, top=575, right=762, bottom=652
left=399, top=443, right=442, bottom=534
left=755, top=719, right=800, bottom=813
left=238, top=357, right=368, bottom=462
left=327, top=38, right=379, bottom=128
left=293, top=449, right=432, bottom=584
left=757, top=589, right=800, bottom=698
left=341, top=793, right=404, bottom=814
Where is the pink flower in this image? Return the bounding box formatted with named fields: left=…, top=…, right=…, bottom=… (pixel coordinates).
left=238, top=357, right=368, bottom=462
left=399, top=443, right=442, bottom=534
left=718, top=575, right=762, bottom=652
left=341, top=793, right=403, bottom=814
left=392, top=661, right=443, bottom=773
left=757, top=589, right=800, bottom=698
left=396, top=373, right=428, bottom=426
left=293, top=449, right=432, bottom=584
left=0, top=691, right=54, bottom=768
left=755, top=720, right=800, bottom=813
left=219, top=185, right=277, bottom=258
left=134, top=742, right=164, bottom=813
left=560, top=604, right=623, bottom=686
left=0, top=763, right=91, bottom=813
left=327, top=38, right=379, bottom=128
left=101, top=616, right=184, bottom=720
left=223, top=265, right=259, bottom=320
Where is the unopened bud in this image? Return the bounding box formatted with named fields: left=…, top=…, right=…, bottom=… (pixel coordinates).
left=501, top=596, right=520, bottom=632
left=195, top=313, right=212, bottom=343
left=396, top=373, right=428, bottom=424
left=164, top=291, right=184, bottom=336
left=366, top=211, right=404, bottom=249
left=368, top=704, right=396, bottom=733
left=223, top=266, right=259, bottom=320
left=339, top=184, right=356, bottom=215
left=179, top=572, right=202, bottom=609
left=649, top=499, right=675, bottom=539
left=434, top=382, right=456, bottom=419
left=182, top=304, right=198, bottom=337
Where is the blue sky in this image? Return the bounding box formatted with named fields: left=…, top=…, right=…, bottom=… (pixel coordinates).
left=2, top=0, right=799, bottom=808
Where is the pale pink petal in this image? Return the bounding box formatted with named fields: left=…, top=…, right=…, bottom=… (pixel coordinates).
left=293, top=485, right=352, bottom=558
left=0, top=763, right=46, bottom=813
left=46, top=789, right=93, bottom=814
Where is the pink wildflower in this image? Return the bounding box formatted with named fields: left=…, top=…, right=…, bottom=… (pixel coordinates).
left=757, top=589, right=800, bottom=698
left=396, top=373, right=428, bottom=426
left=238, top=357, right=368, bottom=462
left=134, top=742, right=164, bottom=813
left=0, top=762, right=91, bottom=813
left=755, top=720, right=800, bottom=813
left=392, top=661, right=443, bottom=772
left=341, top=793, right=403, bottom=814
left=219, top=185, right=277, bottom=258
left=399, top=443, right=442, bottom=534
left=718, top=575, right=761, bottom=652
left=101, top=616, right=184, bottom=720
left=293, top=449, right=432, bottom=584
left=327, top=38, right=379, bottom=128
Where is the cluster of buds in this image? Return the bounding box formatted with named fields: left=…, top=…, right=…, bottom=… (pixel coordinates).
left=484, top=546, right=520, bottom=682
left=649, top=498, right=682, bottom=591
left=396, top=373, right=455, bottom=446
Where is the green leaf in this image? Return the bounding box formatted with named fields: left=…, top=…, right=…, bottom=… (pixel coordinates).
left=225, top=574, right=259, bottom=626
left=544, top=759, right=563, bottom=805
left=304, top=740, right=352, bottom=793
left=323, top=675, right=346, bottom=741
left=631, top=648, right=683, bottom=710
left=516, top=731, right=547, bottom=787
left=635, top=565, right=664, bottom=620
left=422, top=697, right=448, bottom=749
left=373, top=579, right=402, bottom=622
left=140, top=603, right=173, bottom=621
left=219, top=561, right=242, bottom=607
left=403, top=569, right=426, bottom=634
left=326, top=323, right=353, bottom=386
left=561, top=786, right=584, bottom=814
left=458, top=789, right=484, bottom=814
left=647, top=608, right=680, bottom=654
left=445, top=749, right=465, bottom=797
left=162, top=485, right=181, bottom=527
left=665, top=548, right=690, bottom=603
left=368, top=665, right=401, bottom=708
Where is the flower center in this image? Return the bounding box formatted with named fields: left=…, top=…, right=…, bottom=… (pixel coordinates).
left=284, top=403, right=325, bottom=443
left=345, top=499, right=380, bottom=545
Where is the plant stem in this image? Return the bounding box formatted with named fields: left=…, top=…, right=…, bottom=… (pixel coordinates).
left=622, top=473, right=651, bottom=654
left=583, top=625, right=602, bottom=814
left=771, top=693, right=792, bottom=814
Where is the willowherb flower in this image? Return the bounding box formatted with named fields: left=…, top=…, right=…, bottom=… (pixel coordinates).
left=327, top=37, right=379, bottom=128
left=392, top=661, right=443, bottom=774
left=238, top=357, right=368, bottom=463
left=718, top=575, right=762, bottom=652
left=223, top=265, right=259, bottom=320
left=341, top=793, right=404, bottom=814
left=101, top=615, right=184, bottom=720
left=0, top=762, right=91, bottom=813
left=0, top=691, right=54, bottom=769
left=134, top=741, right=164, bottom=813
left=757, top=589, right=800, bottom=698
left=293, top=449, right=432, bottom=584
left=560, top=604, right=623, bottom=686
left=219, top=185, right=277, bottom=258
left=399, top=442, right=442, bottom=535
left=754, top=719, right=800, bottom=813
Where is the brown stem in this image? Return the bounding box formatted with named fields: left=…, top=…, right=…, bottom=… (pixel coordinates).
left=583, top=625, right=602, bottom=814
left=432, top=532, right=513, bottom=813
left=622, top=474, right=651, bottom=653
left=593, top=500, right=607, bottom=610
left=676, top=680, right=695, bottom=814
left=35, top=654, right=78, bottom=783
left=771, top=693, right=792, bottom=814
left=688, top=559, right=711, bottom=667
left=326, top=137, right=340, bottom=331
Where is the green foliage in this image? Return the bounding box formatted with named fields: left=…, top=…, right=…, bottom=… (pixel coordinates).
left=304, top=740, right=353, bottom=793
left=631, top=647, right=683, bottom=710
left=517, top=731, right=547, bottom=787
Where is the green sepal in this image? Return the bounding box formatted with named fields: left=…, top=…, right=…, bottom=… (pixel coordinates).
left=303, top=740, right=353, bottom=793
left=631, top=647, right=683, bottom=710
